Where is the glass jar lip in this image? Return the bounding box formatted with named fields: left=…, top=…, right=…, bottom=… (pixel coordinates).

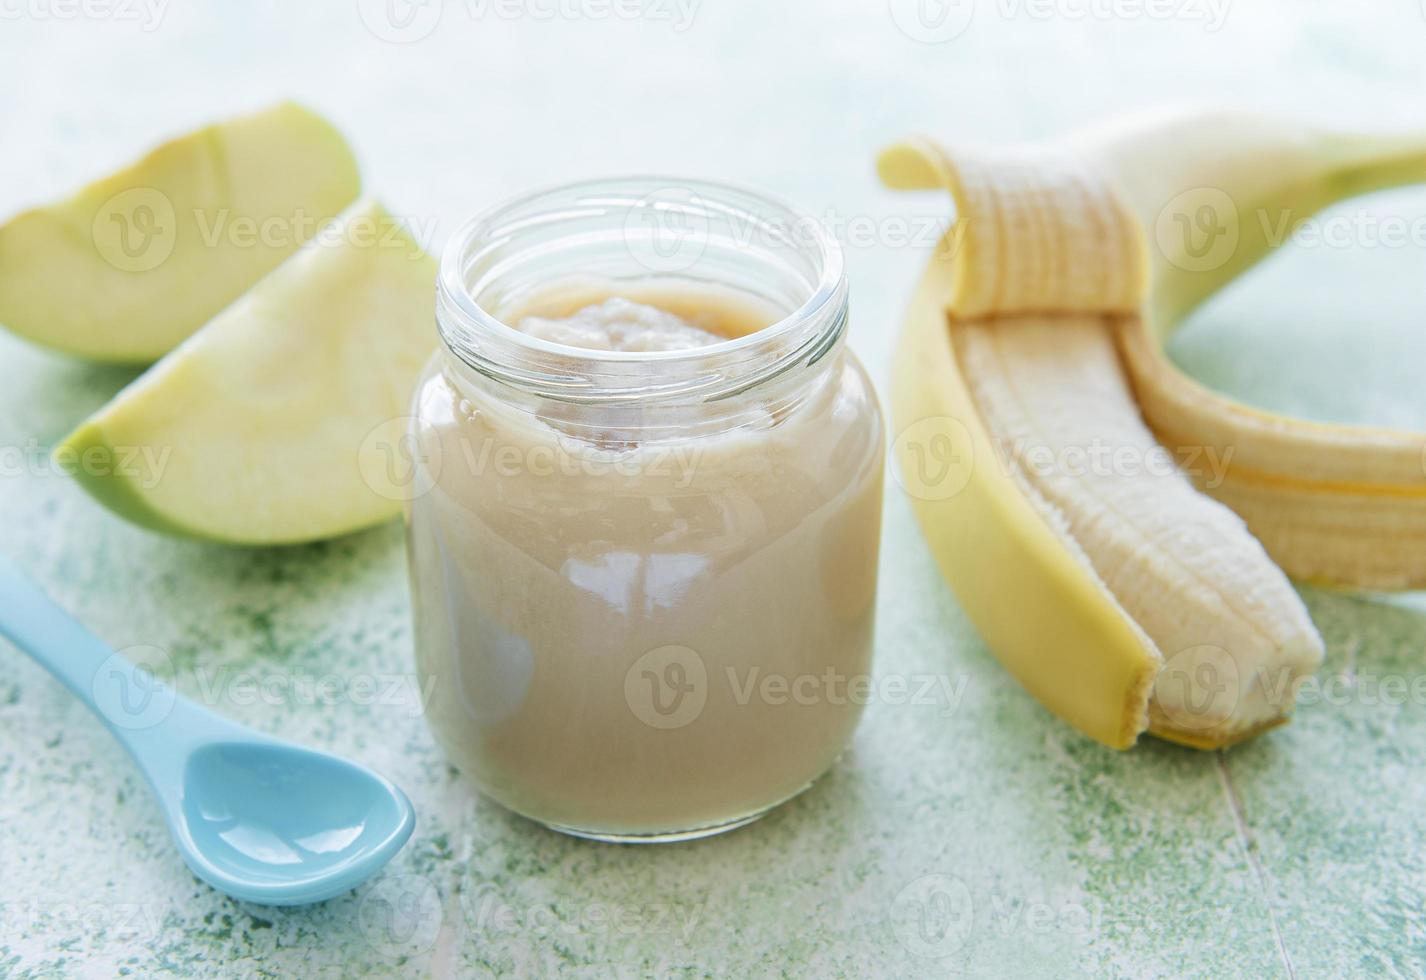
left=436, top=175, right=847, bottom=374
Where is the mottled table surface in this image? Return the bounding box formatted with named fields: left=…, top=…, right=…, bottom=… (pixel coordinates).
left=2, top=2, right=1425, bottom=977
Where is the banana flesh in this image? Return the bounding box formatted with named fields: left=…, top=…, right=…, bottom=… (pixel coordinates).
left=875, top=115, right=1424, bottom=748
left=956, top=315, right=1322, bottom=745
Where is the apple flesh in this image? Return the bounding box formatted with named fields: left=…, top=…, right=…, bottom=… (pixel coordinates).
left=59, top=200, right=439, bottom=545
left=0, top=102, right=360, bottom=363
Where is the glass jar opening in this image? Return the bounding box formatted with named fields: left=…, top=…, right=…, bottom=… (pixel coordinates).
left=435, top=177, right=848, bottom=407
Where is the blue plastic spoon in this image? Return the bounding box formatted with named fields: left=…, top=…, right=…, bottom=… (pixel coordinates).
left=0, top=556, right=415, bottom=906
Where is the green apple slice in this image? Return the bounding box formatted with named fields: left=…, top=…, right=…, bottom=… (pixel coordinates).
left=0, top=101, right=360, bottom=363
left=58, top=200, right=438, bottom=545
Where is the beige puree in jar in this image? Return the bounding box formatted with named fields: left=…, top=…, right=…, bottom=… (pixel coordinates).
left=407, top=281, right=883, bottom=839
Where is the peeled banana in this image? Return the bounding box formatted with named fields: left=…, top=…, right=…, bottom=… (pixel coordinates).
left=879, top=109, right=1426, bottom=749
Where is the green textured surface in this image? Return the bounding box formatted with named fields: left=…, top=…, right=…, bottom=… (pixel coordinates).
left=2, top=2, right=1425, bottom=976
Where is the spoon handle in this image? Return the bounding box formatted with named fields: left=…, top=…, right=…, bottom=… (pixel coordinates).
left=0, top=554, right=216, bottom=765
left=0, top=555, right=121, bottom=699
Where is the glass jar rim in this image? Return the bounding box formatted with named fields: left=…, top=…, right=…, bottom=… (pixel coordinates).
left=435, top=176, right=848, bottom=404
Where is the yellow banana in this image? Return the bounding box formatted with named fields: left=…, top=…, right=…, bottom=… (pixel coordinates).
left=880, top=109, right=1426, bottom=749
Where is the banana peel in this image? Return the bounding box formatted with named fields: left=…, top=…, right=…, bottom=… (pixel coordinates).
left=889, top=234, right=1161, bottom=748
left=880, top=108, right=1426, bottom=749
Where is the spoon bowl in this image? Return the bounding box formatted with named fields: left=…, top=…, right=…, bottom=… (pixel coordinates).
left=179, top=741, right=415, bottom=905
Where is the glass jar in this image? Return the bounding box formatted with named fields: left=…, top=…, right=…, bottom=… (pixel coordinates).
left=406, top=178, right=884, bottom=842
